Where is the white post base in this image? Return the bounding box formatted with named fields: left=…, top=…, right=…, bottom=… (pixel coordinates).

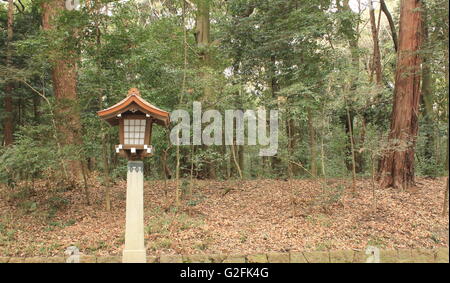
left=122, top=161, right=147, bottom=263
left=122, top=249, right=147, bottom=263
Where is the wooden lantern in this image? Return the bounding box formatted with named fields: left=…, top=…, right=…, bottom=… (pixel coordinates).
left=97, top=88, right=170, bottom=160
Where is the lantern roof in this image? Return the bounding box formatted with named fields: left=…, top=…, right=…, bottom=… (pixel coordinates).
left=97, top=88, right=170, bottom=126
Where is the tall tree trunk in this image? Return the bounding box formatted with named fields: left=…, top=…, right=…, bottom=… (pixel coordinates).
left=195, top=0, right=211, bottom=98
left=195, top=0, right=217, bottom=178
left=420, top=2, right=434, bottom=162
left=439, top=0, right=449, bottom=173
left=195, top=0, right=210, bottom=55
left=340, top=0, right=360, bottom=174
left=231, top=143, right=243, bottom=179
left=379, top=0, right=422, bottom=189
left=269, top=56, right=281, bottom=174
left=341, top=111, right=355, bottom=171
left=3, top=0, right=14, bottom=146
left=346, top=102, right=357, bottom=191
left=238, top=145, right=244, bottom=177
left=307, top=109, right=317, bottom=177
left=445, top=13, right=449, bottom=173
left=369, top=0, right=382, bottom=85
left=381, top=0, right=398, bottom=52
left=286, top=114, right=296, bottom=178
left=42, top=0, right=83, bottom=180
left=33, top=94, right=41, bottom=122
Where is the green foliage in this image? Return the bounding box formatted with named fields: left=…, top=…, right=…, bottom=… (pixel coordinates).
left=0, top=0, right=448, bottom=190
left=0, top=124, right=59, bottom=184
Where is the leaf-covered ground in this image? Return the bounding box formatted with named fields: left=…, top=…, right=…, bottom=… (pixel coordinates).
left=0, top=176, right=448, bottom=257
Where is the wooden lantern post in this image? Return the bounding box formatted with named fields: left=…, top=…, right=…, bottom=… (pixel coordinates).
left=98, top=88, right=170, bottom=263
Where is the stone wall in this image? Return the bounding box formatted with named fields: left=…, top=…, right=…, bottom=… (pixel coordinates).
left=0, top=248, right=448, bottom=263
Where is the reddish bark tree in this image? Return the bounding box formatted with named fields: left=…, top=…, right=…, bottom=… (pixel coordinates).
left=41, top=0, right=83, bottom=179
left=379, top=0, right=423, bottom=189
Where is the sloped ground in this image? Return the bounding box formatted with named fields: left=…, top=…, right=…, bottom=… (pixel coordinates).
left=0, top=176, right=448, bottom=257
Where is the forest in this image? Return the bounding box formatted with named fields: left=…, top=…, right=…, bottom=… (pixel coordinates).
left=0, top=0, right=448, bottom=261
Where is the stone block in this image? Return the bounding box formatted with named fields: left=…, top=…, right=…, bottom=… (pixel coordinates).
left=329, top=250, right=354, bottom=263
left=267, top=252, right=289, bottom=263
left=410, top=249, right=434, bottom=263
left=23, top=257, right=48, bottom=263
left=303, top=251, right=330, bottom=263
left=223, top=255, right=246, bottom=263
left=290, top=252, right=307, bottom=263
left=97, top=256, right=121, bottom=263
left=44, top=257, right=66, bottom=263
left=352, top=250, right=366, bottom=263
left=247, top=254, right=268, bottom=263
left=183, top=254, right=212, bottom=263
left=8, top=257, right=25, bottom=263
left=160, top=255, right=182, bottom=263
left=380, top=250, right=398, bottom=263
left=79, top=255, right=97, bottom=263
left=397, top=249, right=413, bottom=263
left=208, top=254, right=226, bottom=263
left=435, top=248, right=449, bottom=263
